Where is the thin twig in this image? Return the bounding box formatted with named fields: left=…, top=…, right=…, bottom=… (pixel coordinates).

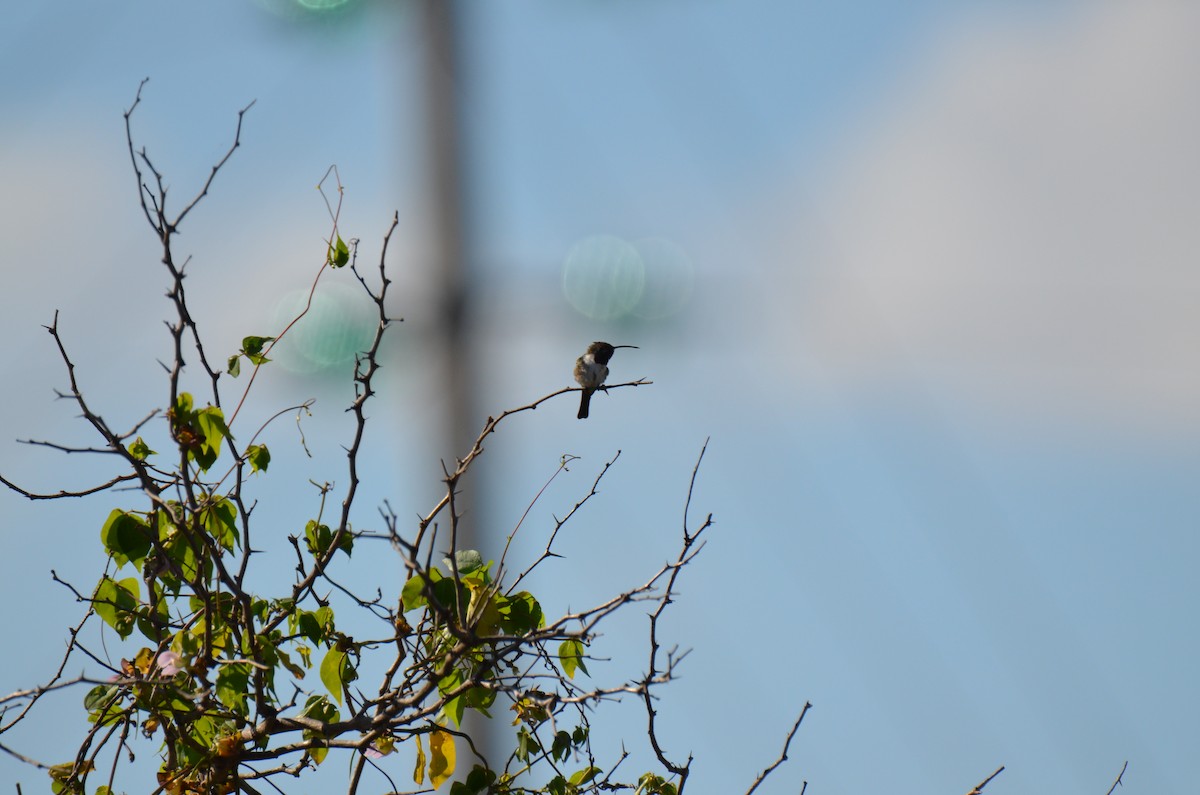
left=964, top=766, right=1005, bottom=795
left=0, top=472, right=139, bottom=500
left=414, top=379, right=653, bottom=552
left=744, top=702, right=812, bottom=795
left=640, top=439, right=712, bottom=793
left=1104, top=761, right=1128, bottom=795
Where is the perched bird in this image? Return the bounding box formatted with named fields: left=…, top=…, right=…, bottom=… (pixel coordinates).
left=573, top=342, right=637, bottom=419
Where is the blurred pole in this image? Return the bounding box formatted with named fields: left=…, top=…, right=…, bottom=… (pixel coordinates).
left=419, top=0, right=475, bottom=511
left=417, top=0, right=494, bottom=771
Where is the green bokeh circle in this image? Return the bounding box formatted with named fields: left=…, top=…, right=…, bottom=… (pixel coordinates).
left=561, top=235, right=646, bottom=320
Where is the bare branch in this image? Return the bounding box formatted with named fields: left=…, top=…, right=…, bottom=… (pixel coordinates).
left=415, top=379, right=653, bottom=545
left=0, top=471, right=139, bottom=500
left=0, top=740, right=50, bottom=770
left=173, top=99, right=256, bottom=229
left=964, top=766, right=1005, bottom=795
left=744, top=702, right=812, bottom=795
left=1104, top=761, right=1129, bottom=795
left=0, top=611, right=93, bottom=733
left=17, top=439, right=117, bottom=455
left=640, top=439, right=712, bottom=791
left=502, top=451, right=617, bottom=592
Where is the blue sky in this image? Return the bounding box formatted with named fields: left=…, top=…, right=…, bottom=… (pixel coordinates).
left=1, top=2, right=1196, bottom=793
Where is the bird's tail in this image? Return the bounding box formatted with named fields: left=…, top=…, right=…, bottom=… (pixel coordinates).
left=577, top=389, right=593, bottom=419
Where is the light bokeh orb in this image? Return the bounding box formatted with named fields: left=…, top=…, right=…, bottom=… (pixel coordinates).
left=271, top=281, right=377, bottom=375
left=253, top=0, right=356, bottom=19
left=561, top=234, right=646, bottom=320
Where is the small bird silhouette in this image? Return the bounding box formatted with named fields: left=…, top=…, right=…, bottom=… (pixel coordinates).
left=574, top=342, right=637, bottom=419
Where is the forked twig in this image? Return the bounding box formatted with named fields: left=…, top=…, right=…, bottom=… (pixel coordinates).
left=641, top=438, right=713, bottom=792
left=744, top=702, right=812, bottom=795
left=1104, top=761, right=1128, bottom=795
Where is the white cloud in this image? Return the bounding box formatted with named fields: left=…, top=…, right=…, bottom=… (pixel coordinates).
left=780, top=1, right=1200, bottom=432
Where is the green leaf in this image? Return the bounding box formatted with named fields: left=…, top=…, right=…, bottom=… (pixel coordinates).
left=246, top=443, right=270, bottom=473
left=240, top=335, right=275, bottom=365
left=303, top=520, right=352, bottom=559
left=438, top=669, right=465, bottom=727
left=136, top=596, right=170, bottom=640
left=215, top=663, right=251, bottom=715
left=443, top=549, right=484, bottom=575
left=638, top=773, right=678, bottom=795
left=442, top=694, right=465, bottom=728
left=158, top=507, right=202, bottom=586
left=401, top=575, right=429, bottom=612
left=320, top=647, right=350, bottom=705
left=430, top=575, right=460, bottom=615
left=93, top=576, right=139, bottom=639
left=299, top=695, right=339, bottom=766
left=169, top=393, right=204, bottom=463
left=558, top=638, right=589, bottom=679
left=463, top=765, right=497, bottom=793
left=303, top=689, right=336, bottom=712
left=226, top=355, right=241, bottom=378
left=99, top=509, right=151, bottom=570
left=469, top=586, right=505, bottom=636
left=201, top=497, right=239, bottom=551
left=277, top=647, right=306, bottom=679
left=500, top=591, right=544, bottom=634
left=193, top=406, right=232, bottom=470
left=569, top=766, right=602, bottom=786
left=186, top=714, right=219, bottom=753
left=464, top=684, right=496, bottom=716
left=437, top=667, right=463, bottom=696
left=47, top=760, right=93, bottom=794
left=551, top=730, right=571, bottom=762
left=250, top=598, right=271, bottom=622
left=173, top=392, right=194, bottom=416
left=84, top=684, right=124, bottom=726
left=515, top=727, right=534, bottom=764
left=83, top=684, right=119, bottom=713
left=304, top=520, right=330, bottom=557
left=127, top=436, right=155, bottom=460
left=402, top=569, right=454, bottom=614
left=328, top=235, right=350, bottom=268
left=294, top=611, right=322, bottom=644
left=295, top=606, right=335, bottom=644
left=314, top=610, right=338, bottom=634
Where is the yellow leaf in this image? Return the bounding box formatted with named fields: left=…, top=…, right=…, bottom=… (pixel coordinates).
left=429, top=729, right=456, bottom=789
left=471, top=592, right=504, bottom=636
left=133, top=647, right=156, bottom=675
left=413, top=735, right=426, bottom=786
left=215, top=734, right=242, bottom=758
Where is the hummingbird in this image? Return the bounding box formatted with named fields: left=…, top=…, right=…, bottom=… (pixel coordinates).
left=574, top=342, right=637, bottom=419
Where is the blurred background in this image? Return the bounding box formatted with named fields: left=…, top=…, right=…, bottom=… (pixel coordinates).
left=1, top=1, right=1197, bottom=793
